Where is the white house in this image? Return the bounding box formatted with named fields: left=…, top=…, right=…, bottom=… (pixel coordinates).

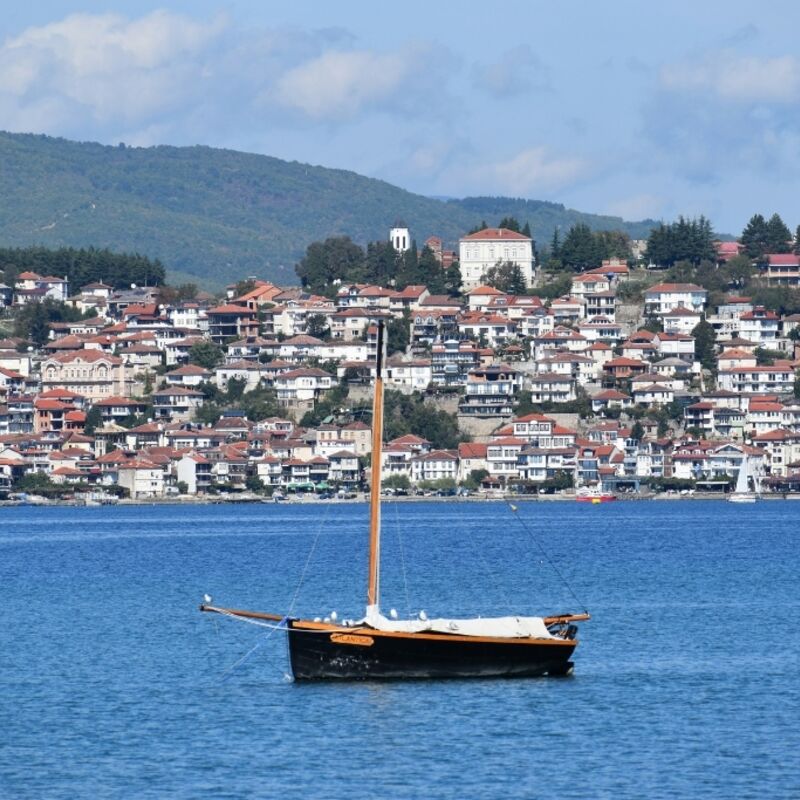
left=662, top=306, right=701, bottom=334
left=718, top=365, right=795, bottom=394
left=118, top=459, right=165, bottom=499
left=384, top=357, right=432, bottom=392
left=739, top=307, right=781, bottom=346
left=458, top=228, right=534, bottom=291
left=644, top=284, right=707, bottom=315
left=409, top=450, right=458, bottom=484
left=274, top=368, right=334, bottom=409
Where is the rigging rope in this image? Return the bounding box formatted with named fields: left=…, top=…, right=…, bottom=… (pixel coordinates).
left=504, top=498, right=588, bottom=614
left=213, top=499, right=336, bottom=682
left=217, top=614, right=288, bottom=682
left=285, top=496, right=334, bottom=618
left=391, top=497, right=413, bottom=618
left=456, top=501, right=514, bottom=611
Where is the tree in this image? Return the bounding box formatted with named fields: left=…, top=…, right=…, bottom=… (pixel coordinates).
left=158, top=283, right=198, bottom=304
left=462, top=468, right=489, bottom=490
left=559, top=224, right=599, bottom=271
left=364, top=240, right=400, bottom=285
left=188, top=341, right=224, bottom=369
left=645, top=216, right=716, bottom=267
left=692, top=316, right=717, bottom=372
left=795, top=372, right=800, bottom=400
left=0, top=245, right=165, bottom=289
left=295, top=236, right=365, bottom=294
left=754, top=347, right=784, bottom=366
left=141, top=371, right=154, bottom=396
left=741, top=214, right=769, bottom=260
left=226, top=376, right=247, bottom=402
left=549, top=228, right=561, bottom=262
left=382, top=474, right=411, bottom=490
left=13, top=298, right=86, bottom=347
left=13, top=472, right=59, bottom=494
left=83, top=405, right=103, bottom=435
left=595, top=230, right=632, bottom=261
left=794, top=225, right=800, bottom=256
left=444, top=261, right=462, bottom=296
left=498, top=216, right=521, bottom=232
left=630, top=421, right=645, bottom=441
left=299, top=383, right=349, bottom=427
left=306, top=314, right=330, bottom=339
left=765, top=213, right=792, bottom=254
left=245, top=475, right=265, bottom=493
left=395, top=241, right=423, bottom=289
left=240, top=385, right=282, bottom=421
left=417, top=246, right=444, bottom=293
left=484, top=261, right=527, bottom=294
left=386, top=310, right=410, bottom=354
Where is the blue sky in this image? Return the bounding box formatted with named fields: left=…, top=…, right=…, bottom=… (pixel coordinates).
left=1, top=1, right=799, bottom=235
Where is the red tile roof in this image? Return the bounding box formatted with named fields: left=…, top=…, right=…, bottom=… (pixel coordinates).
left=461, top=228, right=530, bottom=241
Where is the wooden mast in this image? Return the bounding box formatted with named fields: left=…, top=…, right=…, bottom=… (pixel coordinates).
left=367, top=321, right=385, bottom=611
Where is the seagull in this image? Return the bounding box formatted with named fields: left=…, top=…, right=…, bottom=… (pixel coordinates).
left=203, top=594, right=213, bottom=604
left=389, top=608, right=399, bottom=620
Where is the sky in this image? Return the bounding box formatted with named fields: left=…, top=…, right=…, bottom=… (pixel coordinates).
left=1, top=1, right=799, bottom=235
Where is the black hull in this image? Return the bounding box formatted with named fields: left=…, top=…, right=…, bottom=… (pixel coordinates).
left=287, top=621, right=577, bottom=681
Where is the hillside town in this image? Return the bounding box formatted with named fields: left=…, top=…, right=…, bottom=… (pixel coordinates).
left=2, top=221, right=800, bottom=501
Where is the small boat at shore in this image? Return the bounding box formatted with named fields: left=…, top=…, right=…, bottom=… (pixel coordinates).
left=728, top=456, right=757, bottom=504
left=201, top=321, right=589, bottom=680
left=576, top=488, right=616, bottom=504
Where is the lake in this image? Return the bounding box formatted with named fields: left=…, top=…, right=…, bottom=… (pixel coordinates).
left=1, top=500, right=798, bottom=799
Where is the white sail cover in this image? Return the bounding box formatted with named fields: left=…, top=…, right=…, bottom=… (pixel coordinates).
left=361, top=608, right=556, bottom=640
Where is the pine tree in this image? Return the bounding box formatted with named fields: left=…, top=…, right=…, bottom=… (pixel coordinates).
left=692, top=316, right=717, bottom=372
left=417, top=246, right=444, bottom=293
left=741, top=214, right=769, bottom=260
left=550, top=228, right=561, bottom=260
left=559, top=224, right=599, bottom=271
left=794, top=225, right=800, bottom=256
left=444, top=262, right=462, bottom=297
left=765, top=213, right=792, bottom=254
left=498, top=216, right=521, bottom=232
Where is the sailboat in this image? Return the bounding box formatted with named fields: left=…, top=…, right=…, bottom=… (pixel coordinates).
left=201, top=321, right=589, bottom=680
left=728, top=454, right=757, bottom=503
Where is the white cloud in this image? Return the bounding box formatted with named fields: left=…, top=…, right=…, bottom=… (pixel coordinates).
left=0, top=11, right=452, bottom=142
left=643, top=50, right=800, bottom=185
left=660, top=52, right=800, bottom=103
left=472, top=147, right=587, bottom=196
left=472, top=45, right=550, bottom=97
left=0, top=11, right=227, bottom=129
left=272, top=44, right=438, bottom=121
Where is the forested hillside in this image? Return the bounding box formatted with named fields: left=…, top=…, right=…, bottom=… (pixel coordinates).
left=0, top=131, right=657, bottom=288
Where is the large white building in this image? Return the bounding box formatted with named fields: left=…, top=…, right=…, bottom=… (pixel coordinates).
left=644, top=283, right=707, bottom=315
left=458, top=228, right=534, bottom=291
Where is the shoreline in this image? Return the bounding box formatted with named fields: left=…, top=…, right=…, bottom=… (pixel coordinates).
left=3, top=492, right=800, bottom=507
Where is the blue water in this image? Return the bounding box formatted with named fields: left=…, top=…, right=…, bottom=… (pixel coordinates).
left=1, top=500, right=799, bottom=799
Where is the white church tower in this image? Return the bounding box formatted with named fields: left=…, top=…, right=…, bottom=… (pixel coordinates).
left=389, top=221, right=411, bottom=253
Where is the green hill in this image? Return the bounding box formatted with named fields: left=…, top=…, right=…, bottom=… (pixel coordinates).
left=0, top=131, right=658, bottom=288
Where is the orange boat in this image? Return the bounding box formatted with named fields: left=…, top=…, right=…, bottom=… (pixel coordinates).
left=576, top=489, right=616, bottom=504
